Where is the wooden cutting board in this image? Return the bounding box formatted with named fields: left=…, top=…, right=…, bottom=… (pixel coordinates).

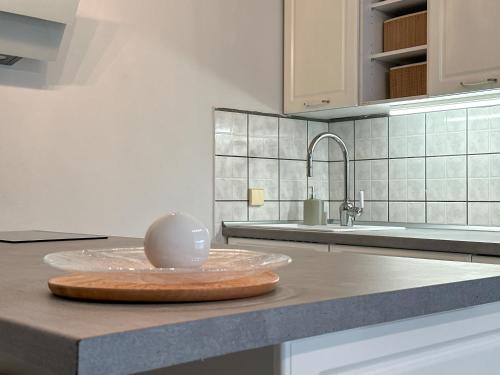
left=48, top=272, right=279, bottom=302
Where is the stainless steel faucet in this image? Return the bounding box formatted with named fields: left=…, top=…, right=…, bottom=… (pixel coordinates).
left=307, top=132, right=364, bottom=226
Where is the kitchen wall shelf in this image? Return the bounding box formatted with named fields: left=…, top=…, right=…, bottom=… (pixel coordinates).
left=371, top=0, right=427, bottom=15
left=371, top=44, right=427, bottom=63
left=360, top=0, right=428, bottom=103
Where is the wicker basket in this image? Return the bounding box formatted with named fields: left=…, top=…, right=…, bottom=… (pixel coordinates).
left=384, top=10, right=427, bottom=52
left=389, top=62, right=427, bottom=99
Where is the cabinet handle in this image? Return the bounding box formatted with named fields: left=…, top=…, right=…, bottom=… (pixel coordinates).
left=460, top=78, right=498, bottom=87
left=303, top=99, right=331, bottom=108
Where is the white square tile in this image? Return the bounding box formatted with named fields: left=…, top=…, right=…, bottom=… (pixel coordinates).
left=329, top=121, right=355, bottom=161
left=308, top=121, right=329, bottom=161
left=280, top=201, right=304, bottom=221
left=469, top=154, right=490, bottom=178
left=468, top=202, right=500, bottom=226
left=444, top=202, right=467, bottom=224
left=468, top=202, right=490, bottom=226
left=308, top=161, right=329, bottom=200
left=372, top=202, right=389, bottom=222
left=426, top=156, right=466, bottom=201
left=468, top=154, right=500, bottom=201
left=355, top=159, right=388, bottom=201
left=389, top=158, right=407, bottom=180
left=280, top=160, right=307, bottom=200
left=355, top=201, right=388, bottom=222
left=213, top=201, right=248, bottom=242
left=279, top=118, right=307, bottom=160
left=214, top=111, right=247, bottom=156
left=329, top=161, right=355, bottom=200
left=354, top=118, right=388, bottom=160
left=427, top=202, right=466, bottom=224
left=214, top=201, right=248, bottom=226
left=248, top=115, right=278, bottom=158
left=249, top=202, right=279, bottom=221
left=329, top=202, right=340, bottom=220
left=468, top=178, right=489, bottom=201
left=427, top=202, right=445, bottom=224
left=215, top=156, right=248, bottom=200
left=426, top=109, right=466, bottom=156
left=407, top=158, right=426, bottom=179
left=249, top=158, right=278, bottom=200
left=389, top=114, right=425, bottom=157
left=389, top=180, right=407, bottom=201
left=468, top=105, right=500, bottom=154
left=389, top=158, right=425, bottom=201
left=407, top=202, right=426, bottom=223
left=389, top=201, right=425, bottom=223
left=389, top=202, right=407, bottom=222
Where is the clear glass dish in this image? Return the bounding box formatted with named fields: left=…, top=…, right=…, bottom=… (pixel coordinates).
left=44, top=247, right=292, bottom=284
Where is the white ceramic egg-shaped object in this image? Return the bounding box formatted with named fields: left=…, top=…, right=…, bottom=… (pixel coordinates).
left=144, top=212, right=210, bottom=268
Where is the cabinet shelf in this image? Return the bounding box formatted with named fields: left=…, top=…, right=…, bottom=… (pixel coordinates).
left=371, top=0, right=427, bottom=15
left=370, top=44, right=427, bottom=63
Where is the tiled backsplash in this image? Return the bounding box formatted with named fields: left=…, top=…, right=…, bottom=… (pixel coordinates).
left=213, top=105, right=500, bottom=238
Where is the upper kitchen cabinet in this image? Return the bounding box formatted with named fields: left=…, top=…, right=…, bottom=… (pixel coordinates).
left=283, top=0, right=359, bottom=114
left=428, top=0, right=500, bottom=96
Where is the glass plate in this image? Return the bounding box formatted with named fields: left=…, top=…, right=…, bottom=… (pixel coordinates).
left=44, top=248, right=292, bottom=284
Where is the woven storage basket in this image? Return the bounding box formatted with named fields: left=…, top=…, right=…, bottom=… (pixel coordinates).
left=384, top=10, right=427, bottom=52
left=389, top=62, right=427, bottom=99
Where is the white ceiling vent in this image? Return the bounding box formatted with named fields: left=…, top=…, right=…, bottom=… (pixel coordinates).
left=0, top=0, right=80, bottom=65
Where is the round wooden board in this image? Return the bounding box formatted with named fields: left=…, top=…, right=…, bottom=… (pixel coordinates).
left=48, top=272, right=279, bottom=302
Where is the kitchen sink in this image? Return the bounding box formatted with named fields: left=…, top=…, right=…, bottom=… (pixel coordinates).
left=244, top=223, right=406, bottom=232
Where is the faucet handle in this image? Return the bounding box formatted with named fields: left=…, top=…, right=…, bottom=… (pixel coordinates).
left=358, top=190, right=364, bottom=209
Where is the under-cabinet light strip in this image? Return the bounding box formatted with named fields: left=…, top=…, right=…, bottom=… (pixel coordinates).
left=389, top=90, right=500, bottom=115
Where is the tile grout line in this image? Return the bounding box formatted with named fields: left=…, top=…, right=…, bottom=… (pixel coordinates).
left=246, top=113, right=250, bottom=222
left=278, top=117, right=281, bottom=221
left=466, top=108, right=469, bottom=225
left=215, top=151, right=500, bottom=161
left=386, top=117, right=390, bottom=223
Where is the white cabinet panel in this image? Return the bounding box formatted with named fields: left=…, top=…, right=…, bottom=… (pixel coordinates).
left=281, top=301, right=500, bottom=375
left=332, top=244, right=471, bottom=262
left=428, top=0, right=500, bottom=95
left=284, top=0, right=358, bottom=113
left=227, top=237, right=329, bottom=252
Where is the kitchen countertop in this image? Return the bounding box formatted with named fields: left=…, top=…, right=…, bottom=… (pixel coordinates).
left=223, top=222, right=500, bottom=256
left=4, top=237, right=500, bottom=374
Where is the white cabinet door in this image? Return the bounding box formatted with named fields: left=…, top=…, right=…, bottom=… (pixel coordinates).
left=227, top=237, right=329, bottom=253
left=284, top=0, right=358, bottom=113
left=428, top=0, right=500, bottom=96
left=332, top=244, right=471, bottom=262
left=281, top=302, right=500, bottom=375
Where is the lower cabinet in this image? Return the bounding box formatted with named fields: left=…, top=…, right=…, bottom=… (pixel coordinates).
left=227, top=237, right=329, bottom=253
left=331, top=244, right=472, bottom=262
left=227, top=237, right=471, bottom=262
left=280, top=301, right=500, bottom=375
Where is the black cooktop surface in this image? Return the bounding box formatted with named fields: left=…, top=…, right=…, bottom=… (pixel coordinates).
left=0, top=230, right=108, bottom=243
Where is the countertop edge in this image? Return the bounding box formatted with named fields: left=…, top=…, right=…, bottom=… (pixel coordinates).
left=77, top=276, right=500, bottom=375
left=222, top=226, right=500, bottom=255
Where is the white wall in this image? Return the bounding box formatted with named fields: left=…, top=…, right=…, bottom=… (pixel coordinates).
left=0, top=0, right=283, bottom=237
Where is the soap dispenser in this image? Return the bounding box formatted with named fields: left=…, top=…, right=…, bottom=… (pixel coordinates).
left=303, top=187, right=322, bottom=225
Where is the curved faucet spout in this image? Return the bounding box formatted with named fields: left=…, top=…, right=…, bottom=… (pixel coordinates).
left=307, top=132, right=350, bottom=201
left=307, top=132, right=362, bottom=226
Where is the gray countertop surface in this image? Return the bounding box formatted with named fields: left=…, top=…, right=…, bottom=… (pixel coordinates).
left=4, top=237, right=500, bottom=374
left=223, top=223, right=500, bottom=256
